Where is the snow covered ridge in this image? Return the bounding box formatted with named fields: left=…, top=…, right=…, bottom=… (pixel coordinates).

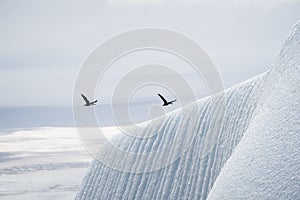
left=76, top=22, right=300, bottom=200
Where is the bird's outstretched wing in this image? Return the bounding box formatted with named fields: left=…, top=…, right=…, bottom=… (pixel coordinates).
left=158, top=93, right=168, bottom=104
left=91, top=100, right=98, bottom=104
left=81, top=93, right=90, bottom=104
left=170, top=99, right=176, bottom=103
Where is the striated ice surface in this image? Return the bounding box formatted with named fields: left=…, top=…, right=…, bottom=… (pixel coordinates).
left=76, top=22, right=300, bottom=200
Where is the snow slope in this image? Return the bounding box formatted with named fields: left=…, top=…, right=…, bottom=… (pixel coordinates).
left=207, top=22, right=300, bottom=199
left=76, top=22, right=300, bottom=200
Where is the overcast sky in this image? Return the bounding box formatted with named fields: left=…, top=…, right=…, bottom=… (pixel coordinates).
left=0, top=0, right=299, bottom=106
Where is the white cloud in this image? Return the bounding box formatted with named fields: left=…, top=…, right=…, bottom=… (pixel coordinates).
left=107, top=0, right=164, bottom=6
left=107, top=0, right=300, bottom=7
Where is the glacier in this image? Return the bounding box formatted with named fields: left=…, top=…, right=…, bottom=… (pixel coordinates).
left=75, top=22, right=300, bottom=200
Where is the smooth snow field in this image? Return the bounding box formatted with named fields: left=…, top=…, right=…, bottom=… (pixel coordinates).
left=75, top=23, right=300, bottom=199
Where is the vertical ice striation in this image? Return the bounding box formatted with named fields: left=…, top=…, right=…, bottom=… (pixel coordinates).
left=76, top=22, right=300, bottom=200
left=76, top=75, right=265, bottom=200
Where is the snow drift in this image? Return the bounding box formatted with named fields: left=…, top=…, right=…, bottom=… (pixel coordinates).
left=76, top=22, right=300, bottom=200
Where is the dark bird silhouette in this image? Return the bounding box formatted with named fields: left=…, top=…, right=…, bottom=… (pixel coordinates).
left=157, top=93, right=176, bottom=106
left=81, top=93, right=97, bottom=106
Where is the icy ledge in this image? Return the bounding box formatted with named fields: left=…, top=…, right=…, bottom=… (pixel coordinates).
left=76, top=22, right=300, bottom=200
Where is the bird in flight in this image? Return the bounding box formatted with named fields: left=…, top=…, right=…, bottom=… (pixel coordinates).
left=157, top=93, right=176, bottom=106
left=81, top=93, right=97, bottom=106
